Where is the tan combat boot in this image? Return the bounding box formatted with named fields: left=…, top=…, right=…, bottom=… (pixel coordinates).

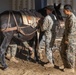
left=30, top=51, right=34, bottom=59
left=10, top=57, right=19, bottom=63
left=6, top=54, right=11, bottom=60
left=39, top=52, right=43, bottom=60
left=44, top=62, right=54, bottom=68
left=63, top=68, right=75, bottom=73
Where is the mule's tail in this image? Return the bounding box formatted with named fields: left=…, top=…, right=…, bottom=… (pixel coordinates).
left=0, top=13, right=3, bottom=45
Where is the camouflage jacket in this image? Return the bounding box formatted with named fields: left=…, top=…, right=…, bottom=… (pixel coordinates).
left=41, top=14, right=55, bottom=38
left=64, top=13, right=76, bottom=43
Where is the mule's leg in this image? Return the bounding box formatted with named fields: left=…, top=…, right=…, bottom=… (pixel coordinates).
left=34, top=32, right=39, bottom=62
left=27, top=49, right=30, bottom=61
left=0, top=32, right=13, bottom=69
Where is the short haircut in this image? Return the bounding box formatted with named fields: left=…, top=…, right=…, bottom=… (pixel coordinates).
left=64, top=4, right=72, bottom=11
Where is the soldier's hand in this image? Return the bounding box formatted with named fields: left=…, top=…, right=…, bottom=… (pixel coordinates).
left=65, top=41, right=69, bottom=44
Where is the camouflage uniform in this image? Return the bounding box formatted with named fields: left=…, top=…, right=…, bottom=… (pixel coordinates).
left=60, top=13, right=76, bottom=68
left=39, top=14, right=57, bottom=60
left=23, top=41, right=30, bottom=49
left=38, top=35, right=45, bottom=53
left=7, top=44, right=17, bottom=57
left=41, top=13, right=56, bottom=63
left=6, top=41, right=32, bottom=59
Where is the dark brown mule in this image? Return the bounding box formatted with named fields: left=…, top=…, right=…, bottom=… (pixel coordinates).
left=0, top=10, right=43, bottom=70
left=0, top=3, right=63, bottom=70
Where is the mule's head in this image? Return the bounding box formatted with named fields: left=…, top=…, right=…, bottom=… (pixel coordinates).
left=53, top=3, right=63, bottom=21
left=38, top=3, right=63, bottom=21
left=38, top=3, right=64, bottom=28
left=53, top=3, right=65, bottom=27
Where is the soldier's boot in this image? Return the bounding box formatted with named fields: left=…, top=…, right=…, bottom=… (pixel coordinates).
left=10, top=57, right=19, bottom=63
left=28, top=46, right=34, bottom=59
left=39, top=52, right=43, bottom=60
left=38, top=49, right=44, bottom=60
left=63, top=68, right=75, bottom=73
left=30, top=51, right=34, bottom=59
left=6, top=54, right=11, bottom=60
left=44, top=62, right=54, bottom=68
left=59, top=65, right=64, bottom=69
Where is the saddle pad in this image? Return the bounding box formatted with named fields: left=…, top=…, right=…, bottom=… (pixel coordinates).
left=21, top=11, right=41, bottom=28
left=21, top=12, right=31, bottom=25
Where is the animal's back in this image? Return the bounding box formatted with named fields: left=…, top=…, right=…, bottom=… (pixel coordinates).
left=0, top=10, right=23, bottom=29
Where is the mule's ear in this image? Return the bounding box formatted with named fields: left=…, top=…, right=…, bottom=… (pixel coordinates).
left=57, top=3, right=61, bottom=9
left=54, top=3, right=56, bottom=8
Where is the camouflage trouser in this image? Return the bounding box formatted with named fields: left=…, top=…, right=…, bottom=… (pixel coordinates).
left=38, top=35, right=45, bottom=53
left=45, top=34, right=53, bottom=64
left=67, top=44, right=76, bottom=68
left=60, top=40, right=76, bottom=68
left=23, top=41, right=30, bottom=49
left=7, top=44, right=17, bottom=57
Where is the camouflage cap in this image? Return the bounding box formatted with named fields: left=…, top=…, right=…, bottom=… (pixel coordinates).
left=45, top=5, right=55, bottom=11
left=64, top=4, right=72, bottom=11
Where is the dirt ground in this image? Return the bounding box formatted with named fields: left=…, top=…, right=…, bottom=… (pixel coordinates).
left=0, top=48, right=76, bottom=75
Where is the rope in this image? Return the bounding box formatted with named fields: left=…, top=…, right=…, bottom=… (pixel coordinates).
left=12, top=12, right=19, bottom=28
left=7, top=12, right=11, bottom=27
left=0, top=12, right=39, bottom=36
left=19, top=29, right=38, bottom=36
left=1, top=25, right=30, bottom=32
left=1, top=25, right=38, bottom=36
left=12, top=12, right=38, bottom=36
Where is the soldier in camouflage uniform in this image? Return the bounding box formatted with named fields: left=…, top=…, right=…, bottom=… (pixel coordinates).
left=38, top=34, right=45, bottom=60
left=6, top=41, right=33, bottom=63
left=41, top=5, right=56, bottom=67
left=60, top=4, right=76, bottom=73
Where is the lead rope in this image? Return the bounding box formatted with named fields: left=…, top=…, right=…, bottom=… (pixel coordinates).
left=12, top=12, right=20, bottom=31
left=7, top=12, right=11, bottom=27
